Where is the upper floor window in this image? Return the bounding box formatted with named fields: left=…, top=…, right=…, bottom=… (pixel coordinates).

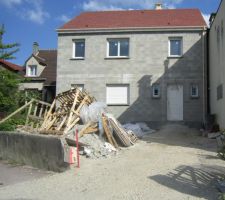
left=107, top=38, right=129, bottom=58
left=27, top=65, right=37, bottom=76
left=73, top=39, right=85, bottom=59
left=169, top=37, right=183, bottom=57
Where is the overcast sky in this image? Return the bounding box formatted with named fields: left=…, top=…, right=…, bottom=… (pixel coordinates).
left=0, top=0, right=221, bottom=66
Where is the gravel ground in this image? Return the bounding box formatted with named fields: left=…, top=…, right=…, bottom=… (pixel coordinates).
left=0, top=124, right=225, bottom=200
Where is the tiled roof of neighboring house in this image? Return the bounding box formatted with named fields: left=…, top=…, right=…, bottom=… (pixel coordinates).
left=36, top=50, right=57, bottom=86
left=0, top=59, right=23, bottom=72
left=33, top=54, right=47, bottom=66
left=59, top=9, right=206, bottom=30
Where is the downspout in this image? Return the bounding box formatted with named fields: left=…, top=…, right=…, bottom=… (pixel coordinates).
left=202, top=28, right=207, bottom=126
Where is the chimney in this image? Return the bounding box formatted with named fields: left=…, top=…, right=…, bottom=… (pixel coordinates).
left=33, top=42, right=39, bottom=55
left=155, top=3, right=163, bottom=10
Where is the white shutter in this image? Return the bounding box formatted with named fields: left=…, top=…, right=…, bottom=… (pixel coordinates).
left=106, top=85, right=128, bottom=105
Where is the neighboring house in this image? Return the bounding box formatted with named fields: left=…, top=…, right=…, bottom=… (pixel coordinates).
left=20, top=42, right=57, bottom=103
left=209, top=0, right=225, bottom=129
left=0, top=59, right=23, bottom=73
left=57, top=5, right=207, bottom=127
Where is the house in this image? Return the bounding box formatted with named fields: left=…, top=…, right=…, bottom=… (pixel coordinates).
left=209, top=0, right=225, bottom=129
left=20, top=42, right=57, bottom=103
left=0, top=59, right=23, bottom=73
left=57, top=5, right=207, bottom=128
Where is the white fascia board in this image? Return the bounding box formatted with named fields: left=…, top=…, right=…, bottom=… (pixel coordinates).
left=56, top=26, right=207, bottom=34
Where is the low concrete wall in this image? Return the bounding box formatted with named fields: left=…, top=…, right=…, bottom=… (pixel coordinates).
left=0, top=132, right=69, bottom=172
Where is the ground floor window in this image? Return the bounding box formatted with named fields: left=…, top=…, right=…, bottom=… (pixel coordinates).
left=106, top=84, right=129, bottom=105
left=152, top=84, right=160, bottom=98
left=217, top=84, right=223, bottom=100
left=71, top=84, right=84, bottom=91
left=190, top=85, right=199, bottom=98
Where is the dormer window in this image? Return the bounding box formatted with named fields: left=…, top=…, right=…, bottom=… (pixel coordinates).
left=27, top=65, right=37, bottom=76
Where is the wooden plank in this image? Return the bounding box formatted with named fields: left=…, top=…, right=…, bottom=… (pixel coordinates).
left=83, top=127, right=98, bottom=135
left=33, top=102, right=38, bottom=117
left=25, top=103, right=33, bottom=126
left=78, top=122, right=92, bottom=137
left=57, top=116, right=67, bottom=131
left=64, top=117, right=80, bottom=134
left=0, top=99, right=35, bottom=125
left=65, top=91, right=79, bottom=130
left=41, top=99, right=56, bottom=129
left=35, top=100, right=51, bottom=107
left=38, top=104, right=44, bottom=118
left=102, top=117, right=118, bottom=147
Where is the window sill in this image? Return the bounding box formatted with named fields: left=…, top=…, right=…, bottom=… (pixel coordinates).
left=107, top=104, right=129, bottom=106
left=191, top=96, right=199, bottom=99
left=167, top=55, right=183, bottom=59
left=152, top=96, right=161, bottom=99
left=70, top=57, right=85, bottom=60
left=105, top=56, right=130, bottom=60
left=25, top=75, right=38, bottom=77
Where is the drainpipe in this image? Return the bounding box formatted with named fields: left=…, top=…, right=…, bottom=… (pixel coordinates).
left=202, top=28, right=207, bottom=126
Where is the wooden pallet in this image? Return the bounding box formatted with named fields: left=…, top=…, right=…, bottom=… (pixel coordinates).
left=39, top=88, right=96, bottom=135
left=0, top=99, right=51, bottom=132
left=105, top=114, right=138, bottom=147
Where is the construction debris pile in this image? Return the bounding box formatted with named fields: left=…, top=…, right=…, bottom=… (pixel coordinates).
left=36, top=88, right=138, bottom=149
left=0, top=88, right=143, bottom=159
left=39, top=88, right=95, bottom=135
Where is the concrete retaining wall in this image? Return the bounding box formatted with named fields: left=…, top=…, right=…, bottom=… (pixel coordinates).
left=0, top=132, right=69, bottom=172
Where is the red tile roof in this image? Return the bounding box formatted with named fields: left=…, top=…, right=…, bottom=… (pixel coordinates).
left=59, top=9, right=206, bottom=30
left=0, top=59, right=23, bottom=72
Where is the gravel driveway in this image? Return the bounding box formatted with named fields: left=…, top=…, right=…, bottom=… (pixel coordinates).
left=0, top=124, right=224, bottom=200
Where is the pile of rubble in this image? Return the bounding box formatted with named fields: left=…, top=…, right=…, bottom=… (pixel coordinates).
left=0, top=88, right=156, bottom=160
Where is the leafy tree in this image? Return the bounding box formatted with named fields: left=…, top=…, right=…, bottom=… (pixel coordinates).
left=0, top=24, right=20, bottom=60
left=0, top=70, right=21, bottom=113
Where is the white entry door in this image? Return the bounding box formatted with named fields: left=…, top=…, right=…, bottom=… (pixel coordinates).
left=167, top=85, right=183, bottom=121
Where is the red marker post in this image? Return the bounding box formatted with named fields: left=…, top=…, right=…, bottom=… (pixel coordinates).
left=75, top=129, right=80, bottom=168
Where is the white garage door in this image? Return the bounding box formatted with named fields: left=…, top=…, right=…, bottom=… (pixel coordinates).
left=167, top=85, right=183, bottom=121
left=106, top=85, right=129, bottom=105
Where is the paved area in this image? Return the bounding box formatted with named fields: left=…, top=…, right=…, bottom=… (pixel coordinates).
left=0, top=124, right=224, bottom=200
left=0, top=161, right=52, bottom=187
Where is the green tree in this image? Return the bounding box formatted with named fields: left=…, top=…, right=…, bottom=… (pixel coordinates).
left=0, top=70, right=21, bottom=113
left=0, top=24, right=19, bottom=60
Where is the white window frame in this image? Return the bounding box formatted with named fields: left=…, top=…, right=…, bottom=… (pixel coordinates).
left=71, top=84, right=84, bottom=91
left=27, top=65, right=37, bottom=77
left=168, top=37, right=183, bottom=57
left=152, top=84, right=160, bottom=98
left=190, top=85, right=199, bottom=98
left=106, top=84, right=130, bottom=105
left=106, top=38, right=129, bottom=58
left=72, top=39, right=85, bottom=59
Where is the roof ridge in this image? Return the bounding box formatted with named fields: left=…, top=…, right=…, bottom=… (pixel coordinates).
left=81, top=8, right=200, bottom=14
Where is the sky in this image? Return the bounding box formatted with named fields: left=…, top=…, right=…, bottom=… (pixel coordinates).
left=0, top=0, right=221, bottom=66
